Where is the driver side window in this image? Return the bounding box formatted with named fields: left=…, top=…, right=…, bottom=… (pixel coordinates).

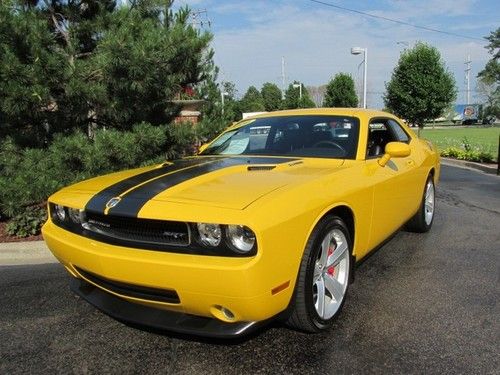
left=387, top=119, right=410, bottom=143
left=366, top=118, right=400, bottom=158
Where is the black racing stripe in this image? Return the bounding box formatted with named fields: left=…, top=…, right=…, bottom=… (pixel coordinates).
left=108, top=156, right=297, bottom=217
left=85, top=158, right=217, bottom=214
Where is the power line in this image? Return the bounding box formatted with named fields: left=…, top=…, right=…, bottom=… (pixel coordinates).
left=308, top=0, right=485, bottom=42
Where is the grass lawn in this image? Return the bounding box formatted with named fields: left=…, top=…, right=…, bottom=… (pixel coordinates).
left=419, top=126, right=500, bottom=158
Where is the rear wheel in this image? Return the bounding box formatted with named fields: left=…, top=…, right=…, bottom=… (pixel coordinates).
left=287, top=216, right=352, bottom=332
left=406, top=176, right=435, bottom=233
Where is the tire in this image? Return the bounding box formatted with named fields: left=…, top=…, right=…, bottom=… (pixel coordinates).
left=286, top=215, right=353, bottom=333
left=406, top=175, right=435, bottom=233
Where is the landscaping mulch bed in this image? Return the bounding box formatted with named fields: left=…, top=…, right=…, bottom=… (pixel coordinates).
left=0, top=221, right=43, bottom=243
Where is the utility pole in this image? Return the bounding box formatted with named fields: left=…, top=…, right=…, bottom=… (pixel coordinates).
left=221, top=90, right=225, bottom=116
left=281, top=56, right=286, bottom=100
left=189, top=9, right=211, bottom=29
left=465, top=54, right=471, bottom=105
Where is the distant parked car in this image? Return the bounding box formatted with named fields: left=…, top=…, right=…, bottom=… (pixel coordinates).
left=43, top=109, right=440, bottom=338
left=483, top=115, right=496, bottom=125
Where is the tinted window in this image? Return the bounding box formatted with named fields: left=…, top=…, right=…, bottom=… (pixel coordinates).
left=387, top=119, right=410, bottom=143
left=201, top=116, right=360, bottom=159
left=366, top=118, right=411, bottom=158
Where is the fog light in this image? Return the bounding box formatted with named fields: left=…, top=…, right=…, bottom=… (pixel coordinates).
left=210, top=305, right=236, bottom=322
left=221, top=307, right=235, bottom=320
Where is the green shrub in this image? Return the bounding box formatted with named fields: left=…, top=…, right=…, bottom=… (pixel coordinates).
left=0, top=144, right=61, bottom=217
left=440, top=147, right=494, bottom=163
left=5, top=206, right=47, bottom=238
left=83, top=123, right=171, bottom=175
left=196, top=116, right=229, bottom=142
left=166, top=121, right=199, bottom=159
left=0, top=122, right=198, bottom=220
left=461, top=137, right=472, bottom=152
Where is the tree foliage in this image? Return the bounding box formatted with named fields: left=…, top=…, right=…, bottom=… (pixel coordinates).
left=240, top=86, right=265, bottom=113
left=384, top=43, right=456, bottom=128
left=0, top=0, right=215, bottom=146
left=197, top=77, right=239, bottom=141
left=260, top=82, right=282, bottom=111
left=284, top=82, right=315, bottom=109
left=478, top=27, right=499, bottom=84
left=0, top=1, right=68, bottom=146
left=0, top=122, right=195, bottom=217
left=477, top=78, right=500, bottom=118
left=323, top=73, right=358, bottom=108
left=477, top=28, right=499, bottom=118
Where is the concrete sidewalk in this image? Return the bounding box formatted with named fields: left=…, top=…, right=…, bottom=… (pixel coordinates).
left=0, top=241, right=57, bottom=266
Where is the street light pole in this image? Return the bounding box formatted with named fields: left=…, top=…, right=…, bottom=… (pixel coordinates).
left=293, top=83, right=302, bottom=100
left=221, top=91, right=228, bottom=115
left=351, top=47, right=368, bottom=109
left=363, top=49, right=367, bottom=109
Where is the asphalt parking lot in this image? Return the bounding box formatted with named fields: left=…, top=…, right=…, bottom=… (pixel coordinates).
left=1, top=164, right=499, bottom=374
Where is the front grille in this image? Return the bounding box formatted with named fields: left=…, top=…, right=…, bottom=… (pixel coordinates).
left=83, top=212, right=190, bottom=247
left=74, top=266, right=180, bottom=304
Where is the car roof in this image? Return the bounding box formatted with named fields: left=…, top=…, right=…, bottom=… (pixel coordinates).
left=229, top=108, right=399, bottom=131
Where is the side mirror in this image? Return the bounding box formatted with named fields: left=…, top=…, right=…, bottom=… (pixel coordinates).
left=378, top=142, right=411, bottom=167
left=198, top=143, right=209, bottom=154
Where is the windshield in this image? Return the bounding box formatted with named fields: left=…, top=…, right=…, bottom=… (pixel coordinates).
left=201, top=115, right=360, bottom=159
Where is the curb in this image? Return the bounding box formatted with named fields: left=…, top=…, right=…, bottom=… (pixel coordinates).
left=0, top=240, right=57, bottom=266
left=441, top=158, right=498, bottom=175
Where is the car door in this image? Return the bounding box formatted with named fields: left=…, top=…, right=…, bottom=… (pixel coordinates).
left=365, top=118, right=420, bottom=249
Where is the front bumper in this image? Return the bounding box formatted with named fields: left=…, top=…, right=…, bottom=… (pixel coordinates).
left=71, top=277, right=265, bottom=338
left=42, top=219, right=296, bottom=330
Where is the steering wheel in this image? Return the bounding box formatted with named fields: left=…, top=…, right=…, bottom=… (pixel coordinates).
left=312, top=140, right=346, bottom=154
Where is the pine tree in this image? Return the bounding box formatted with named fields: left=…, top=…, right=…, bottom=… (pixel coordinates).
left=0, top=1, right=68, bottom=146
left=0, top=0, right=216, bottom=146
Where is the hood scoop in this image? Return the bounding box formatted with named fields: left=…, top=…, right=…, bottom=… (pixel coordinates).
left=247, top=165, right=276, bottom=171
left=246, top=160, right=304, bottom=172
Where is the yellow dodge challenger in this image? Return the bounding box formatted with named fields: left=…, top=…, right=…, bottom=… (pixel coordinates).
left=42, top=109, right=439, bottom=337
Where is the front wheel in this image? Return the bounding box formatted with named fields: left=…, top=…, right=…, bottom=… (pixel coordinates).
left=286, top=216, right=352, bottom=332
left=406, top=176, right=435, bottom=232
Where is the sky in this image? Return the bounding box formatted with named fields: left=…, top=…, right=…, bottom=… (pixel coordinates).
left=175, top=0, right=499, bottom=108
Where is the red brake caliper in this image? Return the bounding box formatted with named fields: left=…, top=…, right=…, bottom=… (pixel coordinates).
left=327, top=242, right=336, bottom=276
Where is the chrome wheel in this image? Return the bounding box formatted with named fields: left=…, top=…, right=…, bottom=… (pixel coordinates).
left=424, top=180, right=435, bottom=226
left=313, top=229, right=350, bottom=320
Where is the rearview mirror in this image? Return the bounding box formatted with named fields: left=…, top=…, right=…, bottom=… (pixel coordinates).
left=378, top=142, right=411, bottom=167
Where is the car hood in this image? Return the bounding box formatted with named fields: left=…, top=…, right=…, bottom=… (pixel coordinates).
left=65, top=156, right=344, bottom=213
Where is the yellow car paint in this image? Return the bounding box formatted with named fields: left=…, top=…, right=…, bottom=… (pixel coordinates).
left=42, top=108, right=440, bottom=333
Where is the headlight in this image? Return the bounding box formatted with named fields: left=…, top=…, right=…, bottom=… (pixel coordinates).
left=226, top=225, right=256, bottom=253
left=196, top=223, right=222, bottom=247
left=54, top=204, right=66, bottom=221
left=51, top=204, right=83, bottom=226
left=68, top=208, right=83, bottom=224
